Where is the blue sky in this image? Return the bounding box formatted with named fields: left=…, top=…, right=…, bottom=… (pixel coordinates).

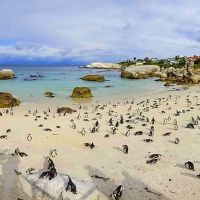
left=0, top=0, right=200, bottom=64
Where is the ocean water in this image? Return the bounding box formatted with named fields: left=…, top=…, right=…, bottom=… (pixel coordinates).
left=0, top=66, right=167, bottom=105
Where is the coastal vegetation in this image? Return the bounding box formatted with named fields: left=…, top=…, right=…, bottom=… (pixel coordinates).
left=119, top=56, right=189, bottom=69
left=118, top=55, right=200, bottom=70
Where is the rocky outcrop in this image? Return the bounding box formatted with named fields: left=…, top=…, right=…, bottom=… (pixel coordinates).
left=121, top=70, right=138, bottom=79
left=81, top=75, right=105, bottom=82
left=121, top=65, right=200, bottom=85
left=121, top=65, right=160, bottom=79
left=190, top=75, right=200, bottom=84
left=44, top=92, right=55, bottom=98
left=57, top=107, right=76, bottom=114
left=84, top=62, right=121, bottom=69
left=71, top=87, right=93, bottom=98
left=0, top=69, right=15, bottom=80
left=23, top=173, right=103, bottom=200
left=154, top=72, right=168, bottom=78
left=0, top=92, right=20, bottom=108
left=156, top=67, right=200, bottom=85
left=105, top=85, right=113, bottom=88
left=24, top=74, right=44, bottom=81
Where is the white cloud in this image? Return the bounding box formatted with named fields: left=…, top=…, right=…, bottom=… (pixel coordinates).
left=0, top=0, right=199, bottom=62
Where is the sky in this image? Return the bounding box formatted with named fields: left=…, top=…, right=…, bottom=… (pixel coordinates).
left=0, top=0, right=200, bottom=64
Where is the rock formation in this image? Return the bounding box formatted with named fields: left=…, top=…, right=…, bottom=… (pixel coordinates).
left=121, top=65, right=160, bottom=79
left=71, top=87, right=93, bottom=98
left=44, top=92, right=55, bottom=98
left=81, top=75, right=105, bottom=82
left=57, top=107, right=76, bottom=114
left=23, top=173, right=103, bottom=200
left=0, top=92, right=20, bottom=108
left=121, top=65, right=200, bottom=85
left=190, top=75, right=200, bottom=84
left=24, top=74, right=44, bottom=81
left=0, top=69, right=15, bottom=80
left=158, top=67, right=200, bottom=85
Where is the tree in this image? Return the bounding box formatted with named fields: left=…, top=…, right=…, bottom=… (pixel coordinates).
left=144, top=57, right=149, bottom=63
left=178, top=58, right=186, bottom=67
left=175, top=55, right=180, bottom=61
left=194, top=58, right=200, bottom=65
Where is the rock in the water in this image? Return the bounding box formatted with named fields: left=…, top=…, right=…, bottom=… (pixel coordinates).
left=24, top=74, right=44, bottom=81
left=0, top=92, right=20, bottom=108
left=121, top=70, right=138, bottom=79
left=57, top=107, right=76, bottom=114
left=105, top=85, right=113, bottom=88
left=23, top=173, right=103, bottom=200
left=71, top=87, right=93, bottom=98
left=0, top=69, right=15, bottom=80
left=44, top=92, right=55, bottom=98
left=121, top=65, right=160, bottom=79
left=81, top=75, right=105, bottom=82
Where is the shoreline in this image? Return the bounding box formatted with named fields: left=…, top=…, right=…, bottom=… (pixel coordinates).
left=12, top=83, right=185, bottom=111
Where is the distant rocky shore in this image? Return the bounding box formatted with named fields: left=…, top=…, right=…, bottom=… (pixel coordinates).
left=121, top=65, right=200, bottom=85
left=81, top=62, right=121, bottom=69
left=82, top=62, right=200, bottom=85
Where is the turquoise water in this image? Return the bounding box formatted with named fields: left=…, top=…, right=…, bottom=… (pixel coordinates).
left=0, top=66, right=167, bottom=104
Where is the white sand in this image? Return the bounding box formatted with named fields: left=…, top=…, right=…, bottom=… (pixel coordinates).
left=1, top=86, right=200, bottom=199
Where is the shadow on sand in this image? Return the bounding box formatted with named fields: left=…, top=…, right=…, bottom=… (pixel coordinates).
left=180, top=172, right=198, bottom=179
left=85, top=165, right=171, bottom=200
left=0, top=152, right=31, bottom=200
left=0, top=153, right=172, bottom=200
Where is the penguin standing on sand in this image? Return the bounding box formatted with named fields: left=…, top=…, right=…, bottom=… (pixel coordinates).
left=110, top=185, right=124, bottom=200
left=27, top=134, right=32, bottom=141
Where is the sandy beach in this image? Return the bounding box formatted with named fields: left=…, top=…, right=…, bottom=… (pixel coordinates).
left=1, top=85, right=200, bottom=199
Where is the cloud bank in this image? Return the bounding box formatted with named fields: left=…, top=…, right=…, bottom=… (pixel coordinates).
left=0, top=0, right=200, bottom=64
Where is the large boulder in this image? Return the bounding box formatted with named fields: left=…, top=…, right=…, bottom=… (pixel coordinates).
left=121, top=70, right=138, bottom=79
left=81, top=75, right=105, bottom=82
left=84, top=62, right=121, bottom=69
left=0, top=69, right=15, bottom=80
left=0, top=92, right=20, bottom=108
left=57, top=107, right=76, bottom=114
left=22, top=173, right=105, bottom=200
left=121, top=65, right=160, bottom=79
left=154, top=72, right=168, bottom=78
left=165, top=67, right=175, bottom=73
left=190, top=75, right=200, bottom=84
left=160, top=73, right=168, bottom=78
left=71, top=87, right=93, bottom=98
